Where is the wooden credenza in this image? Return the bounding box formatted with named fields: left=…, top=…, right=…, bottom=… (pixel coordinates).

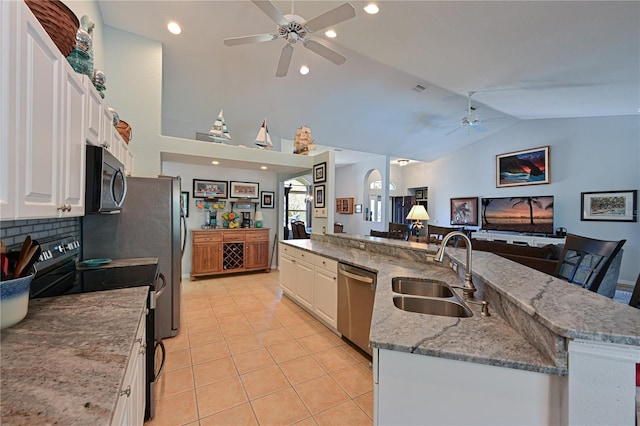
left=191, top=228, right=270, bottom=279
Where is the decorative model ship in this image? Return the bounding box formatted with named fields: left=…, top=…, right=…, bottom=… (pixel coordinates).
left=209, top=109, right=232, bottom=143
left=293, top=125, right=316, bottom=155
left=254, top=119, right=273, bottom=150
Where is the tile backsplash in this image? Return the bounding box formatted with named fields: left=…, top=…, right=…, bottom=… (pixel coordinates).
left=1, top=218, right=80, bottom=252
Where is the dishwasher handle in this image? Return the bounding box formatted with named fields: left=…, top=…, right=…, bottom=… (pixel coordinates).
left=340, top=269, right=374, bottom=284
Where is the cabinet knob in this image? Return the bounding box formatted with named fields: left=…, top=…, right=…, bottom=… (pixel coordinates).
left=120, top=385, right=131, bottom=397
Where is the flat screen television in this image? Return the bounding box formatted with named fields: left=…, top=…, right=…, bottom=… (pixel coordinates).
left=481, top=196, right=554, bottom=235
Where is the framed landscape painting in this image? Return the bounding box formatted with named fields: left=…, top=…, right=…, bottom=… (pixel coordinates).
left=496, top=146, right=550, bottom=188
left=193, top=179, right=228, bottom=199
left=230, top=181, right=259, bottom=198
left=450, top=197, right=478, bottom=226
left=581, top=190, right=637, bottom=222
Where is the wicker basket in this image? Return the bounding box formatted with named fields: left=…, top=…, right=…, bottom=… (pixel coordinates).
left=25, top=0, right=79, bottom=57
left=117, top=120, right=132, bottom=144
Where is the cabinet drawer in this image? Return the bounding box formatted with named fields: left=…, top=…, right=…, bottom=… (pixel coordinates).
left=315, top=255, right=337, bottom=272
left=224, top=232, right=245, bottom=242
left=193, top=231, right=223, bottom=243
left=246, top=231, right=269, bottom=241
left=279, top=244, right=314, bottom=262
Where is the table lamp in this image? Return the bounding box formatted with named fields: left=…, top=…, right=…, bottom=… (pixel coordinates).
left=254, top=211, right=264, bottom=228
left=406, top=205, right=430, bottom=242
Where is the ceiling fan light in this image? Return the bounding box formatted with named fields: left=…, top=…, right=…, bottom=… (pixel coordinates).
left=397, top=159, right=410, bottom=167
left=300, top=65, right=310, bottom=75
left=167, top=22, right=182, bottom=35
left=364, top=3, right=379, bottom=14
left=325, top=30, right=337, bottom=38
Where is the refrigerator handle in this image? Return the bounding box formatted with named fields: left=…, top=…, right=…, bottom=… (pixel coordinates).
left=156, top=272, right=167, bottom=299
left=181, top=213, right=187, bottom=260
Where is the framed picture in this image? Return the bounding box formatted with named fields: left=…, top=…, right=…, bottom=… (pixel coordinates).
left=314, top=185, right=325, bottom=208
left=193, top=179, right=228, bottom=199
left=415, top=189, right=424, bottom=200
left=450, top=197, right=479, bottom=226
left=180, top=191, right=189, bottom=217
left=581, top=190, right=637, bottom=222
left=230, top=181, right=259, bottom=199
left=496, top=146, right=550, bottom=188
left=313, top=162, right=327, bottom=184
left=355, top=204, right=362, bottom=214
left=261, top=191, right=275, bottom=209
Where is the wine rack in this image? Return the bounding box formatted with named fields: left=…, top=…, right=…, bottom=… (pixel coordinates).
left=223, top=242, right=244, bottom=270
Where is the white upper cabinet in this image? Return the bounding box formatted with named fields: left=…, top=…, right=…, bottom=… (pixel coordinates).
left=4, top=0, right=86, bottom=220
left=0, top=0, right=16, bottom=219
left=85, top=77, right=102, bottom=146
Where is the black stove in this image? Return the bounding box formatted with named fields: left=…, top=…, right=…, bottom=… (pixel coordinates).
left=29, top=236, right=159, bottom=299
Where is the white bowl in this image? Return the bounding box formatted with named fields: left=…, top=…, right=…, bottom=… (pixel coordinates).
left=1, top=273, right=34, bottom=329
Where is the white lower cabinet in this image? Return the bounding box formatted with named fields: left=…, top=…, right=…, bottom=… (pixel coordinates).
left=279, top=244, right=338, bottom=331
left=375, top=348, right=567, bottom=425
left=112, top=313, right=146, bottom=426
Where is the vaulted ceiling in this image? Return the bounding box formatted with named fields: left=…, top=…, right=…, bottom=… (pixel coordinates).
left=99, top=1, right=640, bottom=163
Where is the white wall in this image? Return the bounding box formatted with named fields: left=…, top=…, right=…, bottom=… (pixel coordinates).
left=335, top=154, right=389, bottom=236
left=162, top=161, right=278, bottom=276
left=403, top=115, right=640, bottom=283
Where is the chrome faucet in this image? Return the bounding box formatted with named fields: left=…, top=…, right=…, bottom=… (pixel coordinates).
left=434, top=231, right=476, bottom=299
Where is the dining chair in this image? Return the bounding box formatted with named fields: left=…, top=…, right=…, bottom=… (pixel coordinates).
left=553, top=233, right=626, bottom=295
left=427, top=225, right=465, bottom=247
left=628, top=273, right=640, bottom=309
left=290, top=221, right=301, bottom=239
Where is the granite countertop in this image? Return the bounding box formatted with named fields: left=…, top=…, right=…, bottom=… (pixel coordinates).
left=0, top=287, right=148, bottom=425
left=281, top=235, right=640, bottom=375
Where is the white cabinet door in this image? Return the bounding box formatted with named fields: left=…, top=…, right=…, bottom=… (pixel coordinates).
left=279, top=252, right=297, bottom=297
left=111, top=314, right=146, bottom=426
left=15, top=2, right=61, bottom=219
left=85, top=77, right=102, bottom=146
left=293, top=258, right=314, bottom=311
left=59, top=63, right=86, bottom=217
left=100, top=106, right=113, bottom=150
left=127, top=150, right=135, bottom=176
left=314, top=266, right=337, bottom=329
left=0, top=0, right=16, bottom=220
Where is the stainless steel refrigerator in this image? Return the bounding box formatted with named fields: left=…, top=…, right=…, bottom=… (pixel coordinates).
left=82, top=176, right=185, bottom=339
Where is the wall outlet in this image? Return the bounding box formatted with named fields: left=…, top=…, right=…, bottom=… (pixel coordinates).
left=449, top=261, right=458, bottom=273
left=359, top=243, right=366, bottom=250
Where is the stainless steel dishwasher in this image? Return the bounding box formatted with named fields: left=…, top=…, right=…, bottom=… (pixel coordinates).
left=337, top=263, right=377, bottom=355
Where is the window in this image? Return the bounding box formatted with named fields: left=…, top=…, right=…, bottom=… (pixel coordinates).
left=370, top=181, right=396, bottom=190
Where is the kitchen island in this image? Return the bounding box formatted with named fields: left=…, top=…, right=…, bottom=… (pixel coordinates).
left=0, top=287, right=148, bottom=425
left=281, top=234, right=640, bottom=425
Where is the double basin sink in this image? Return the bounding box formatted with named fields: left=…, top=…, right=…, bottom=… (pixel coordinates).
left=392, top=277, right=472, bottom=318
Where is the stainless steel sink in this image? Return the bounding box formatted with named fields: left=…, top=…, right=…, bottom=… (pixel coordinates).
left=393, top=296, right=473, bottom=318
left=391, top=277, right=454, bottom=298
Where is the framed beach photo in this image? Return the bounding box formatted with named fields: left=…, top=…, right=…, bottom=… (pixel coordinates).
left=450, top=197, right=478, bottom=226
left=261, top=191, right=275, bottom=209
left=230, top=181, right=259, bottom=199
left=496, top=146, right=550, bottom=188
left=314, top=185, right=325, bottom=209
left=313, top=162, right=327, bottom=184
left=193, top=179, right=228, bottom=199
left=581, top=190, right=637, bottom=222
left=180, top=192, right=189, bottom=217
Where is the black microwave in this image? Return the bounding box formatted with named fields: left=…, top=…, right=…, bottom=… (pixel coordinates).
left=85, top=145, right=127, bottom=214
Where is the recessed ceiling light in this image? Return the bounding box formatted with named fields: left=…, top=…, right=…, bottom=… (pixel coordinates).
left=261, top=166, right=268, bottom=170
left=325, top=30, right=337, bottom=38
left=299, top=65, right=310, bottom=75
left=211, top=161, right=219, bottom=165
left=167, top=22, right=182, bottom=35
left=397, top=159, right=410, bottom=167
left=364, top=3, right=379, bottom=14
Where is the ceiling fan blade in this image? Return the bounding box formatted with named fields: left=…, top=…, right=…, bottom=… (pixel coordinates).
left=224, top=33, right=278, bottom=47
left=472, top=125, right=488, bottom=133
left=276, top=44, right=294, bottom=77
left=303, top=40, right=346, bottom=65
left=304, top=3, right=356, bottom=33
left=445, top=126, right=463, bottom=136
left=251, top=0, right=288, bottom=26
left=480, top=116, right=508, bottom=123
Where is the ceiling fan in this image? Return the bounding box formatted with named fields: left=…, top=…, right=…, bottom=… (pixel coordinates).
left=444, top=91, right=505, bottom=135
left=223, top=0, right=356, bottom=77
